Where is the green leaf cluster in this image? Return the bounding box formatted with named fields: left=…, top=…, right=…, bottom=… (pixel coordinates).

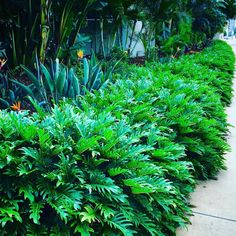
left=0, top=40, right=234, bottom=235
left=0, top=105, right=194, bottom=235
left=13, top=54, right=116, bottom=111
left=159, top=40, right=235, bottom=106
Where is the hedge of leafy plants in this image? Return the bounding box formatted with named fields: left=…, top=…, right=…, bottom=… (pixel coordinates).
left=0, top=40, right=234, bottom=235
left=158, top=40, right=235, bottom=106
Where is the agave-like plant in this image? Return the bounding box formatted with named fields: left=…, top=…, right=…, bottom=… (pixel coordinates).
left=13, top=53, right=118, bottom=111
left=12, top=58, right=79, bottom=111
left=81, top=52, right=117, bottom=95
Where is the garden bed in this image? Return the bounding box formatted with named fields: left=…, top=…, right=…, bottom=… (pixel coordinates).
left=0, top=40, right=235, bottom=235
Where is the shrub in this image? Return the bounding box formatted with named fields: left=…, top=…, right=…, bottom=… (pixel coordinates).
left=0, top=40, right=234, bottom=235
left=0, top=106, right=194, bottom=235
left=84, top=69, right=228, bottom=179
left=157, top=40, right=235, bottom=106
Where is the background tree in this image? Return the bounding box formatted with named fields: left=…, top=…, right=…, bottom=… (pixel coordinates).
left=222, top=0, right=236, bottom=19
left=0, top=0, right=107, bottom=67
left=190, top=0, right=226, bottom=40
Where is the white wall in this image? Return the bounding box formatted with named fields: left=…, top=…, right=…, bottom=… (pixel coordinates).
left=83, top=19, right=148, bottom=57
left=128, top=21, right=145, bottom=57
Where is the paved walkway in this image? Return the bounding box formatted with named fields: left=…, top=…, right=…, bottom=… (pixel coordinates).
left=177, top=40, right=236, bottom=236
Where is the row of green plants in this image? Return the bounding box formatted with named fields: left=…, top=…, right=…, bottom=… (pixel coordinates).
left=0, top=40, right=234, bottom=235
left=155, top=40, right=235, bottom=106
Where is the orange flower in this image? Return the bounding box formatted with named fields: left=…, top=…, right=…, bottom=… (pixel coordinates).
left=10, top=101, right=21, bottom=111
left=77, top=50, right=84, bottom=59
left=0, top=58, right=7, bottom=70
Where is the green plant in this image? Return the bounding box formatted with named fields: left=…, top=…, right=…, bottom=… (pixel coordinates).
left=190, top=0, right=226, bottom=40
left=158, top=40, right=235, bottom=106
left=14, top=58, right=80, bottom=110
left=0, top=40, right=234, bottom=236
left=187, top=32, right=207, bottom=51
left=160, top=12, right=192, bottom=57
left=80, top=53, right=115, bottom=95
left=0, top=104, right=195, bottom=235
left=222, top=0, right=236, bottom=19
left=110, top=47, right=129, bottom=61
left=0, top=0, right=108, bottom=68
left=13, top=53, right=118, bottom=110
left=0, top=71, right=28, bottom=109
left=89, top=40, right=232, bottom=179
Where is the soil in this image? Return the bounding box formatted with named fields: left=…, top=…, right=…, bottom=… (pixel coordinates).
left=129, top=56, right=146, bottom=66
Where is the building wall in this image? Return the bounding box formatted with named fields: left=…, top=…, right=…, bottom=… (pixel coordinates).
left=83, top=19, right=147, bottom=57
left=226, top=19, right=236, bottom=37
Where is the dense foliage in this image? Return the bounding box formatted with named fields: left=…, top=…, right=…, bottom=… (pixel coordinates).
left=222, top=0, right=236, bottom=19
left=0, top=0, right=230, bottom=69
left=0, top=0, right=235, bottom=235
left=0, top=0, right=232, bottom=110
left=86, top=40, right=234, bottom=179
left=0, top=40, right=234, bottom=235
left=0, top=0, right=107, bottom=67
left=159, top=40, right=235, bottom=106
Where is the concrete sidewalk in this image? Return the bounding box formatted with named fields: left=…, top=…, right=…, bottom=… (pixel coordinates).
left=177, top=40, right=236, bottom=236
